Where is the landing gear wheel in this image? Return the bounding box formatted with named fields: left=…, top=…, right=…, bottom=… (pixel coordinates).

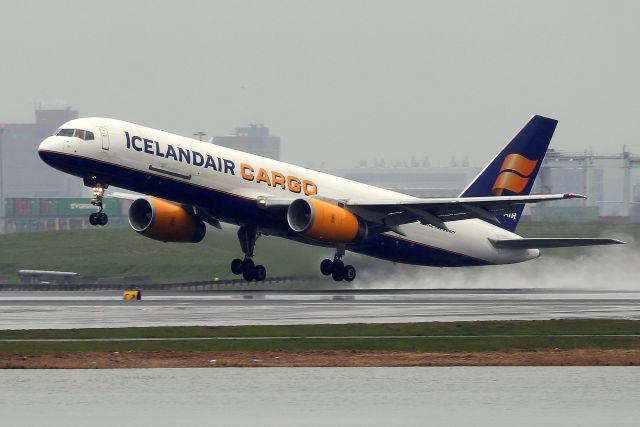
left=242, top=267, right=255, bottom=281
left=242, top=258, right=255, bottom=272
left=97, top=212, right=108, bottom=226
left=231, top=258, right=244, bottom=275
left=253, top=265, right=267, bottom=282
left=343, top=265, right=356, bottom=282
left=332, top=259, right=344, bottom=275
left=89, top=212, right=99, bottom=226
left=320, top=259, right=333, bottom=276
left=331, top=269, right=344, bottom=282
left=235, top=225, right=269, bottom=282
left=242, top=258, right=255, bottom=281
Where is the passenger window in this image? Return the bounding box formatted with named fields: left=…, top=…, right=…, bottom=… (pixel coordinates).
left=56, top=129, right=75, bottom=137
left=85, top=131, right=95, bottom=140
left=74, top=129, right=86, bottom=140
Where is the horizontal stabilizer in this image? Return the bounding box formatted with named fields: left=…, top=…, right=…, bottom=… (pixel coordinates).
left=489, top=237, right=625, bottom=249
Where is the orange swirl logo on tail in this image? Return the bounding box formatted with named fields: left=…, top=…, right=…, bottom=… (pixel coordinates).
left=492, top=154, right=538, bottom=196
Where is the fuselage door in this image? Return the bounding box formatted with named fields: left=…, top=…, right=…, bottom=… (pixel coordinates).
left=99, top=127, right=110, bottom=150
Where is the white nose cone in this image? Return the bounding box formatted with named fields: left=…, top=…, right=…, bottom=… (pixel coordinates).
left=38, top=136, right=62, bottom=153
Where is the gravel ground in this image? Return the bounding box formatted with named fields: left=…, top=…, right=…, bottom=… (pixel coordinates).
left=2, top=349, right=640, bottom=368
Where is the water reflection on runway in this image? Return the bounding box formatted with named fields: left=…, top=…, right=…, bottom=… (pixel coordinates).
left=0, top=289, right=639, bottom=329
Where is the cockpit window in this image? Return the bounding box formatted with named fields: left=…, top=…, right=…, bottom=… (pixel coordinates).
left=55, top=128, right=95, bottom=140
left=56, top=129, right=74, bottom=137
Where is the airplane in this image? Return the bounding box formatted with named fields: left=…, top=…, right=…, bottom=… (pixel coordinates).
left=37, top=115, right=623, bottom=282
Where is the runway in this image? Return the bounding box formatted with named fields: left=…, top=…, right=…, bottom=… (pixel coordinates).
left=1, top=289, right=639, bottom=329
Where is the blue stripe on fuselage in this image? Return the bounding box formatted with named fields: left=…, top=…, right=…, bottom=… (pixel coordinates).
left=38, top=150, right=491, bottom=267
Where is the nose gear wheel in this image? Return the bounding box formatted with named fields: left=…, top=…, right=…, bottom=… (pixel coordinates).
left=87, top=183, right=109, bottom=227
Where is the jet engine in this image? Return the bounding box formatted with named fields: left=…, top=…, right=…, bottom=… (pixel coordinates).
left=128, top=198, right=206, bottom=243
left=287, top=198, right=367, bottom=243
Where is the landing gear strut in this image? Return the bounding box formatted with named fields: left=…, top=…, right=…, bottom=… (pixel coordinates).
left=230, top=225, right=267, bottom=282
left=88, top=184, right=109, bottom=226
left=320, top=245, right=356, bottom=282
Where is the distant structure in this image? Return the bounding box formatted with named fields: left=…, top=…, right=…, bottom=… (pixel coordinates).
left=324, top=162, right=479, bottom=198
left=213, top=124, right=280, bottom=160
left=324, top=148, right=640, bottom=222
left=0, top=108, right=83, bottom=216
left=533, top=148, right=640, bottom=222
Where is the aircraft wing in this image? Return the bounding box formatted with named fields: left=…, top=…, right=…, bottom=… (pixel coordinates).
left=489, top=237, right=625, bottom=249
left=344, top=193, right=584, bottom=232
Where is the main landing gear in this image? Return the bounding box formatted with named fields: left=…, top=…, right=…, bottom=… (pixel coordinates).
left=88, top=184, right=109, bottom=226
left=230, top=225, right=267, bottom=282
left=320, top=246, right=356, bottom=282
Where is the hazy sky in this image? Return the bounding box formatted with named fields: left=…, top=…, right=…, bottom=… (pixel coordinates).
left=1, top=1, right=639, bottom=167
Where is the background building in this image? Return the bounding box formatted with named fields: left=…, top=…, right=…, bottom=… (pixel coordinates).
left=325, top=163, right=479, bottom=198
left=0, top=108, right=83, bottom=217
left=532, top=148, right=640, bottom=222
left=324, top=149, right=640, bottom=222
left=214, top=124, right=280, bottom=160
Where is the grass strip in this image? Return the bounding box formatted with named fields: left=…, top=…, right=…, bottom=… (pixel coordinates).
left=1, top=319, right=640, bottom=340
left=2, top=320, right=640, bottom=354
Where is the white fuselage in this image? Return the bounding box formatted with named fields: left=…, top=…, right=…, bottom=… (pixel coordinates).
left=38, top=117, right=539, bottom=267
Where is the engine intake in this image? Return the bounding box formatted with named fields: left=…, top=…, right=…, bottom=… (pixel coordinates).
left=287, top=198, right=367, bottom=243
left=129, top=198, right=206, bottom=243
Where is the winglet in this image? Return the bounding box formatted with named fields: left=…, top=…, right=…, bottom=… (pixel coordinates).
left=563, top=193, right=587, bottom=199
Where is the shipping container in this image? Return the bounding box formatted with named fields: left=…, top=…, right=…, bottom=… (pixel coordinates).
left=4, top=198, right=39, bottom=217
left=39, top=198, right=59, bottom=217
left=12, top=198, right=38, bottom=217
left=3, top=219, right=17, bottom=233
left=4, top=199, right=14, bottom=217
left=4, top=198, right=124, bottom=218
left=55, top=198, right=121, bottom=217
left=12, top=218, right=35, bottom=233
left=3, top=218, right=40, bottom=233
left=68, top=218, right=85, bottom=230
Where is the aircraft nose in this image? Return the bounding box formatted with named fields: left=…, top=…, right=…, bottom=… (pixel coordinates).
left=38, top=136, right=62, bottom=154
left=38, top=136, right=64, bottom=167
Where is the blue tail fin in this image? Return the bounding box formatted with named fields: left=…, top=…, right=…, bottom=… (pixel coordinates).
left=458, top=115, right=558, bottom=232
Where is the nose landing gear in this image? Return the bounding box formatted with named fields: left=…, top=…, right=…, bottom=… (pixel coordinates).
left=230, top=225, right=267, bottom=282
left=89, top=211, right=108, bottom=226
left=88, top=184, right=109, bottom=226
left=320, top=246, right=356, bottom=282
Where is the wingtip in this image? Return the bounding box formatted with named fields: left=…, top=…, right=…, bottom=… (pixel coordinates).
left=563, top=193, right=587, bottom=199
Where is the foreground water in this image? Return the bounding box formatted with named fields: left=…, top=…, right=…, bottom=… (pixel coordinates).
left=1, top=367, right=639, bottom=426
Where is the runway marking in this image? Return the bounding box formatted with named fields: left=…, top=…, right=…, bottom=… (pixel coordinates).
left=2, top=334, right=640, bottom=343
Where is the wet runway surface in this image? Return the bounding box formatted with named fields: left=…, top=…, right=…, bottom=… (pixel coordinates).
left=1, top=289, right=640, bottom=329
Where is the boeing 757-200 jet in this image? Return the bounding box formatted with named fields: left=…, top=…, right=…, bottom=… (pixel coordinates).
left=38, top=115, right=623, bottom=282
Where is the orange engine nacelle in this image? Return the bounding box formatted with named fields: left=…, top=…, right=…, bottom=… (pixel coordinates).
left=128, top=198, right=206, bottom=243
left=287, top=198, right=367, bottom=243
